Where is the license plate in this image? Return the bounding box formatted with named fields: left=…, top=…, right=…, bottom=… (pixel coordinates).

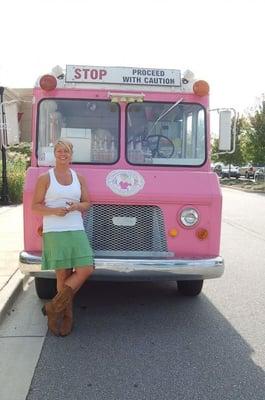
left=112, top=216, right=137, bottom=226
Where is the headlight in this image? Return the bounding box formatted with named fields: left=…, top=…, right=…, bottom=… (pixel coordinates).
left=180, top=208, right=199, bottom=227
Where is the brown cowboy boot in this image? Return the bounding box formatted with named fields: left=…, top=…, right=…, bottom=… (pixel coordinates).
left=42, top=302, right=62, bottom=336
left=42, top=285, right=74, bottom=335
left=59, top=300, right=73, bottom=336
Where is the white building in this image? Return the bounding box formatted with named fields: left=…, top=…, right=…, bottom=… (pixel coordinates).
left=0, top=87, right=32, bottom=148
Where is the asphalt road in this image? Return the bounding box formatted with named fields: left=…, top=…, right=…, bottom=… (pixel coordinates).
left=2, top=187, right=265, bottom=400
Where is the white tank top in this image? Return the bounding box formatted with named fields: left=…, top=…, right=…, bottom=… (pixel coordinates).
left=43, top=168, right=84, bottom=233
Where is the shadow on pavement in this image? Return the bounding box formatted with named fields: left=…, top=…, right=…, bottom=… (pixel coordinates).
left=27, top=281, right=265, bottom=400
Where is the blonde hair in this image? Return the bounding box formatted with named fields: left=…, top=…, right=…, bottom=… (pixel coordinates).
left=54, top=139, right=73, bottom=154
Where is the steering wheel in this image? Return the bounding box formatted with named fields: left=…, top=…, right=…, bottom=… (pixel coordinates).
left=142, top=135, right=175, bottom=158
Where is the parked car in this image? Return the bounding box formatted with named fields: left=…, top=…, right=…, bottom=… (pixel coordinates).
left=213, top=163, right=224, bottom=176
left=245, top=166, right=256, bottom=179
left=221, top=165, right=240, bottom=179
left=239, top=164, right=256, bottom=179
left=254, top=167, right=265, bottom=182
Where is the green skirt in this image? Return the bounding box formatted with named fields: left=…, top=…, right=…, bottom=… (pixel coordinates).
left=41, top=230, right=94, bottom=270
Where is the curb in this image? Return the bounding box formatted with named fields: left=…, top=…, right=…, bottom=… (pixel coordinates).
left=220, top=185, right=265, bottom=194
left=0, top=269, right=28, bottom=325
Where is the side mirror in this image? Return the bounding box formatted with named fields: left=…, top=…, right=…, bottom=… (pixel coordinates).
left=210, top=108, right=236, bottom=154
left=219, top=110, right=232, bottom=151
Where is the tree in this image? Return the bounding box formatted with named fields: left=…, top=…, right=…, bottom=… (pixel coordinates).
left=241, top=102, right=265, bottom=165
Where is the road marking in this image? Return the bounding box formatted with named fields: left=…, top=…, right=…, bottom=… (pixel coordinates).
left=223, top=218, right=265, bottom=242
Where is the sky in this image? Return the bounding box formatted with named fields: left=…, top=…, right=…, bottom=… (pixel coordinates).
left=1, top=0, right=264, bottom=114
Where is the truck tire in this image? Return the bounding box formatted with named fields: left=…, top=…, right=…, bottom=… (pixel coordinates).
left=177, top=280, right=203, bottom=296
left=35, top=277, right=57, bottom=299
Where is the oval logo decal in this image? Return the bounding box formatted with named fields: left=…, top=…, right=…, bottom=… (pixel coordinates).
left=106, top=170, right=145, bottom=196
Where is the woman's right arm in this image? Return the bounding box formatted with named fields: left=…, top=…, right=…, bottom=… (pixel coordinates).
left=32, top=174, right=68, bottom=217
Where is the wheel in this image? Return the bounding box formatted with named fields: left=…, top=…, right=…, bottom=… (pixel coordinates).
left=177, top=280, right=203, bottom=296
left=35, top=277, right=57, bottom=299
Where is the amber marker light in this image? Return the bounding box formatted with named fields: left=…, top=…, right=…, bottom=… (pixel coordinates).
left=169, top=228, right=178, bottom=238
left=37, top=225, right=43, bottom=237
left=193, top=80, right=210, bottom=96
left=196, top=228, right=208, bottom=240
left=40, top=74, right=57, bottom=91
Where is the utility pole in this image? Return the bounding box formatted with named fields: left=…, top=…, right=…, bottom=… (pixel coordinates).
left=0, top=87, right=11, bottom=205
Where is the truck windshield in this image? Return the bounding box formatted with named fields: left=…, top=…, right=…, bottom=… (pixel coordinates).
left=37, top=99, right=119, bottom=165
left=126, top=102, right=206, bottom=166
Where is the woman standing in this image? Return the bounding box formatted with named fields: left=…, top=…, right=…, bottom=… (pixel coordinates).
left=32, top=139, right=94, bottom=336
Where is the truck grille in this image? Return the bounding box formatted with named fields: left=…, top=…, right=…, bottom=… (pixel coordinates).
left=83, top=205, right=168, bottom=257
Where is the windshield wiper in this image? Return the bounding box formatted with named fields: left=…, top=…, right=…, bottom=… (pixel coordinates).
left=147, top=97, right=183, bottom=135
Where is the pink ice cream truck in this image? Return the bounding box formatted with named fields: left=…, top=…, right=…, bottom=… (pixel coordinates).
left=19, top=65, right=233, bottom=298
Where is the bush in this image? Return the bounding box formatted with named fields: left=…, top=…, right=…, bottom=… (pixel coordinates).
left=8, top=142, right=31, bottom=165
left=0, top=143, right=31, bottom=204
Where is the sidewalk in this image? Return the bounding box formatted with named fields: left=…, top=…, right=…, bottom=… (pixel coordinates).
left=0, top=204, right=25, bottom=323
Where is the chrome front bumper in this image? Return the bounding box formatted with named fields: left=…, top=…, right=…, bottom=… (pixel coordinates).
left=19, top=251, right=224, bottom=281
